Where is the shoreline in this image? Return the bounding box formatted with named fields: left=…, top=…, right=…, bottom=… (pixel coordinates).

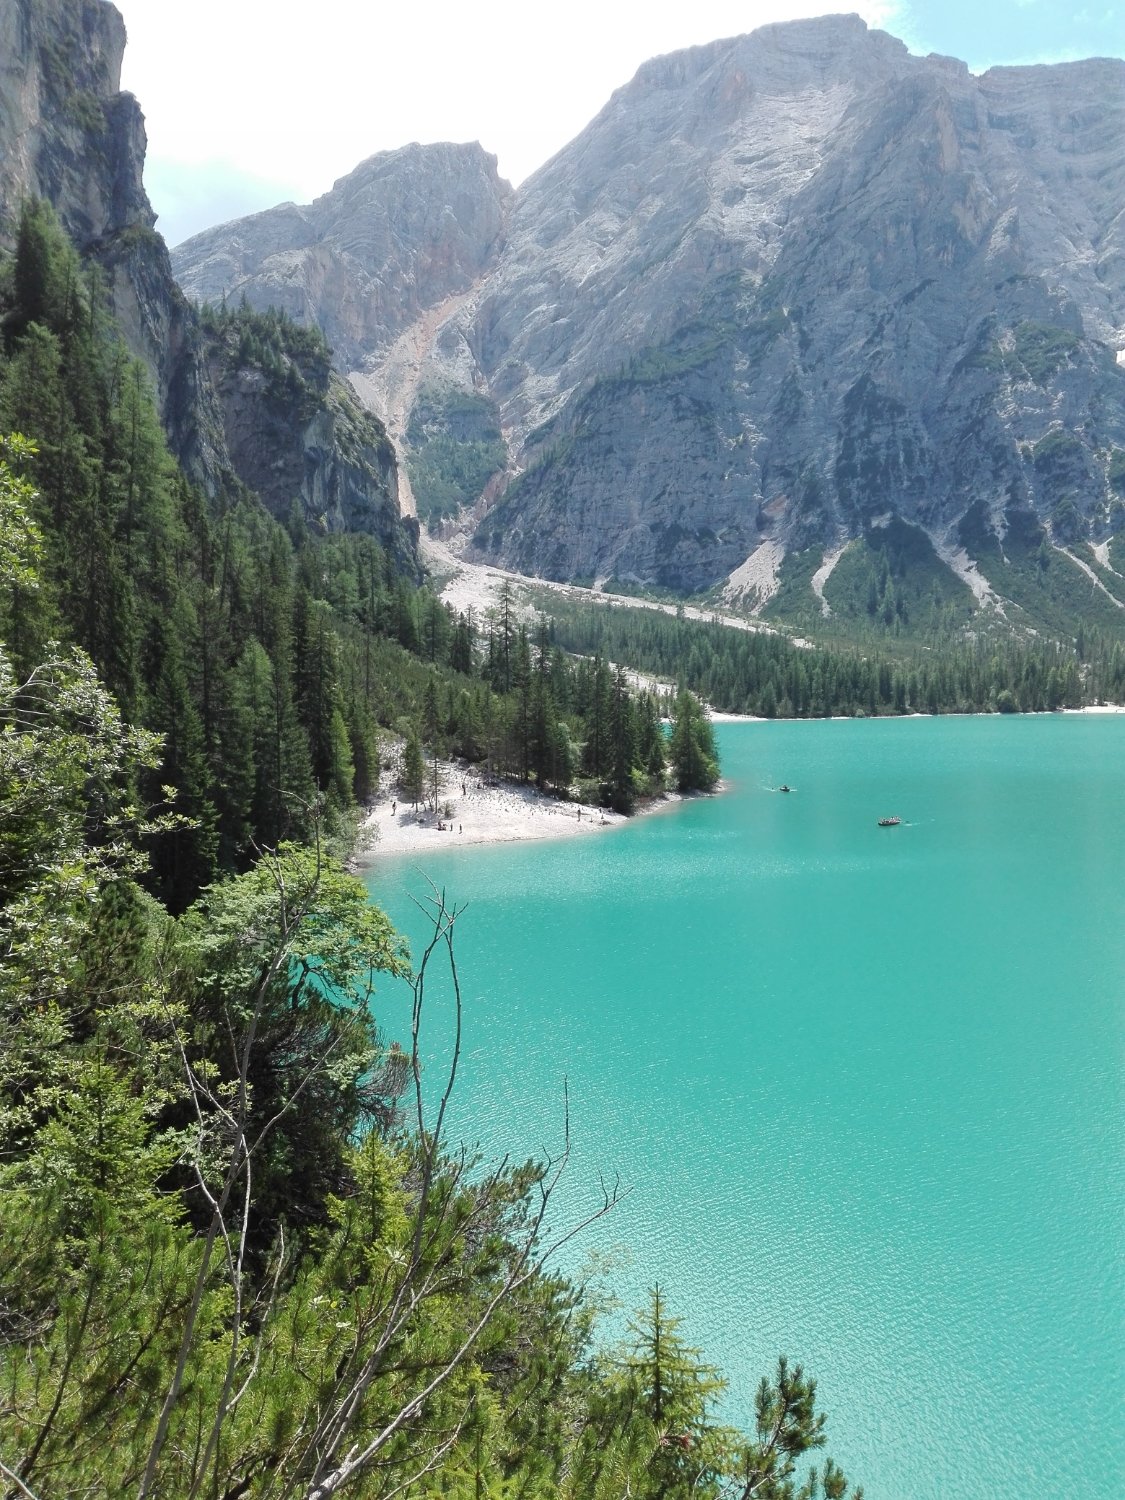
left=710, top=703, right=1125, bottom=724
left=355, top=705, right=1121, bottom=864
left=355, top=758, right=687, bottom=864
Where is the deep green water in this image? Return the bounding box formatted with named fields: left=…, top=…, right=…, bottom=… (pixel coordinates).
left=364, top=715, right=1125, bottom=1500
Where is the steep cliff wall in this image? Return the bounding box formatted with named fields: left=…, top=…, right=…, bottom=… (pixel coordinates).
left=200, top=313, right=418, bottom=568
left=172, top=143, right=513, bottom=369
left=0, top=0, right=418, bottom=568
left=0, top=0, right=147, bottom=245
left=169, top=15, right=1125, bottom=610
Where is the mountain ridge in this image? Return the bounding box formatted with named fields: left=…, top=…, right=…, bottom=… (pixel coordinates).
left=170, top=13, right=1125, bottom=631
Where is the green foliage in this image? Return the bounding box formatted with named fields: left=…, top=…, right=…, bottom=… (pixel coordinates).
left=406, top=383, right=507, bottom=525
left=762, top=547, right=827, bottom=633
left=1050, top=494, right=1083, bottom=545
left=537, top=589, right=1119, bottom=717
left=198, top=296, right=332, bottom=416
left=959, top=503, right=1125, bottom=637
left=1075, top=543, right=1125, bottom=607
left=1008, top=321, right=1081, bottom=384
left=0, top=434, right=44, bottom=599
left=0, top=452, right=841, bottom=1500
left=669, top=689, right=719, bottom=792
left=0, top=480, right=179, bottom=1155
left=733, top=1357, right=863, bottom=1499
left=619, top=1285, right=728, bottom=1493
left=63, top=87, right=106, bottom=132
left=1032, top=427, right=1084, bottom=473
left=818, top=520, right=974, bottom=633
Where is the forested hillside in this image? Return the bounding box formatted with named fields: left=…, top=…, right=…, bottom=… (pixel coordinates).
left=538, top=594, right=1125, bottom=718
left=0, top=192, right=862, bottom=1498
left=0, top=204, right=709, bottom=905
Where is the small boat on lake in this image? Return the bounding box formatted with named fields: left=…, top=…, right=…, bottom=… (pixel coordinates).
left=877, top=815, right=901, bottom=827
left=778, top=784, right=791, bottom=793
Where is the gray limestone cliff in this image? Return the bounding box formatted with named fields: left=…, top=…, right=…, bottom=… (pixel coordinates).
left=0, top=0, right=148, bottom=246
left=172, top=143, right=513, bottom=369
left=462, top=17, right=1125, bottom=596
left=0, top=0, right=418, bottom=566
left=170, top=14, right=1125, bottom=611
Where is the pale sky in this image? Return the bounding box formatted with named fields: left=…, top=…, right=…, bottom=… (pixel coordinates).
left=114, top=0, right=1125, bottom=248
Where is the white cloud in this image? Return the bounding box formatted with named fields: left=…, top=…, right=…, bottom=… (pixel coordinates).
left=118, top=0, right=900, bottom=236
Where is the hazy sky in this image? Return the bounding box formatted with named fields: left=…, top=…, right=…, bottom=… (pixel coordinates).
left=115, top=0, right=1125, bottom=248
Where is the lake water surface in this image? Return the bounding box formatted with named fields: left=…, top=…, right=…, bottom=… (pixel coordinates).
left=365, top=715, right=1125, bottom=1500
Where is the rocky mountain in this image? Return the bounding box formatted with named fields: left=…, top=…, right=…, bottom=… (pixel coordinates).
left=173, top=142, right=513, bottom=370
left=0, top=0, right=220, bottom=473
left=197, top=306, right=405, bottom=544
left=0, top=0, right=418, bottom=566
left=172, top=14, right=1125, bottom=627
left=469, top=18, right=1125, bottom=608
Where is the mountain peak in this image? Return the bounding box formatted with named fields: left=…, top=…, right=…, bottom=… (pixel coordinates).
left=624, top=12, right=905, bottom=96
left=327, top=139, right=512, bottom=198
left=173, top=136, right=512, bottom=366
left=170, top=21, right=1125, bottom=607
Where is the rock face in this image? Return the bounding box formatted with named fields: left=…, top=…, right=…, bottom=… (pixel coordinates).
left=0, top=0, right=217, bottom=469
left=0, top=0, right=418, bottom=568
left=0, top=0, right=149, bottom=247
left=171, top=14, right=1125, bottom=603
left=172, top=144, right=513, bottom=369
left=465, top=17, right=1125, bottom=592
left=201, top=322, right=417, bottom=568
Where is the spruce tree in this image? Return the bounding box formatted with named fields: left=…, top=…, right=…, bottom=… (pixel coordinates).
left=401, top=729, right=426, bottom=807
left=621, top=1285, right=727, bottom=1498
left=668, top=690, right=719, bottom=793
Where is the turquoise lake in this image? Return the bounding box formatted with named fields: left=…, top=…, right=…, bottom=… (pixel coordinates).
left=364, top=715, right=1125, bottom=1500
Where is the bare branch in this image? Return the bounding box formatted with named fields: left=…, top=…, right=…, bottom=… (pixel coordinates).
left=138, top=845, right=321, bottom=1499
left=0, top=1457, right=43, bottom=1500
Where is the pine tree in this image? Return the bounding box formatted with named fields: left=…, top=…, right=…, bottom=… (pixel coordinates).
left=608, top=666, right=637, bottom=812
left=401, top=729, right=426, bottom=807
left=450, top=609, right=476, bottom=675
left=147, top=629, right=219, bottom=912
left=583, top=653, right=613, bottom=778
left=668, top=690, right=719, bottom=793
left=421, top=671, right=443, bottom=748
left=621, top=1286, right=727, bottom=1498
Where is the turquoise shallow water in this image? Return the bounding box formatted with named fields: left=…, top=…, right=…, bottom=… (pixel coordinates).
left=365, top=715, right=1125, bottom=1500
